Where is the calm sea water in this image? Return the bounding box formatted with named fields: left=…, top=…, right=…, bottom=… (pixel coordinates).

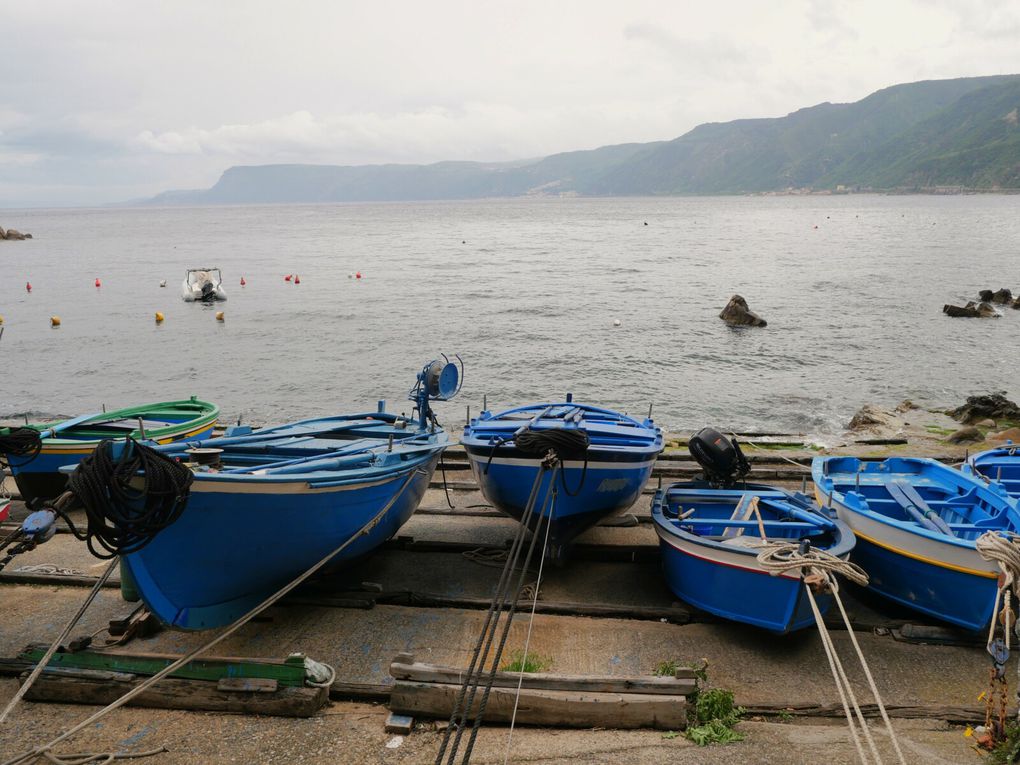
left=0, top=196, right=1017, bottom=436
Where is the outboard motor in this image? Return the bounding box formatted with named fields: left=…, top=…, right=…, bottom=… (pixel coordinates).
left=688, top=427, right=751, bottom=488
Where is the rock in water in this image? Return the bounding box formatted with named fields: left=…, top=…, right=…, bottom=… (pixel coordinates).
left=848, top=404, right=887, bottom=431
left=719, top=294, right=767, bottom=327
left=3, top=228, right=26, bottom=240
left=948, top=426, right=983, bottom=444
left=951, top=393, right=1020, bottom=424
left=943, top=301, right=1000, bottom=318
left=0, top=226, right=5, bottom=239
left=979, top=289, right=994, bottom=302
left=991, top=288, right=1013, bottom=304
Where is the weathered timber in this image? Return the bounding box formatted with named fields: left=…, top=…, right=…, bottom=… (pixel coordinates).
left=291, top=590, right=692, bottom=624
left=385, top=712, right=414, bottom=734
left=19, top=645, right=308, bottom=686
left=389, top=680, right=687, bottom=729
left=20, top=667, right=327, bottom=717
left=743, top=701, right=989, bottom=725
left=389, top=658, right=697, bottom=694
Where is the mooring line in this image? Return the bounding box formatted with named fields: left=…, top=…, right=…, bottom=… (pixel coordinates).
left=2, top=467, right=425, bottom=765
left=0, top=557, right=119, bottom=726
left=459, top=474, right=558, bottom=764
left=502, top=487, right=556, bottom=764
left=437, top=466, right=553, bottom=764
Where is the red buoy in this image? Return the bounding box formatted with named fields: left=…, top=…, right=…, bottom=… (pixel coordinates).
left=95, top=277, right=101, bottom=287
left=294, top=275, right=301, bottom=284
left=355, top=271, right=362, bottom=280
left=25, top=282, right=32, bottom=292
left=240, top=277, right=246, bottom=286
left=284, top=274, right=292, bottom=282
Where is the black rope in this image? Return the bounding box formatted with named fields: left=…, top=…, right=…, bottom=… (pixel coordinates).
left=439, top=451, right=455, bottom=510
left=62, top=437, right=193, bottom=559
left=514, top=428, right=590, bottom=497
left=0, top=427, right=42, bottom=470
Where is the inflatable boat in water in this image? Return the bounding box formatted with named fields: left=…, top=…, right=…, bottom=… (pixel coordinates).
left=181, top=268, right=228, bottom=302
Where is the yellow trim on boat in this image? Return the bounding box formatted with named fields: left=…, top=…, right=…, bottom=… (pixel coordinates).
left=38, top=422, right=216, bottom=453
left=851, top=528, right=998, bottom=579
left=814, top=485, right=996, bottom=578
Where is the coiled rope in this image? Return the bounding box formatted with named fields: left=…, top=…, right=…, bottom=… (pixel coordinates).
left=63, top=438, right=193, bottom=559
left=975, top=530, right=1020, bottom=743
left=755, top=543, right=905, bottom=765
left=0, top=427, right=42, bottom=470
left=514, top=428, right=590, bottom=496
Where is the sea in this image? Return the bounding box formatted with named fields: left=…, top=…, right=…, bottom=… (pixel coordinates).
left=1, top=195, right=1018, bottom=438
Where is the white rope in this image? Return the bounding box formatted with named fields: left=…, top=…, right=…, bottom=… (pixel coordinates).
left=0, top=557, right=119, bottom=726
left=756, top=543, right=906, bottom=765
left=501, top=490, right=555, bottom=764
left=2, top=468, right=424, bottom=765
left=303, top=657, right=337, bottom=688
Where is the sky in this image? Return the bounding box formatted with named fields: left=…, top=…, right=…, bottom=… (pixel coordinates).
left=1, top=0, right=1018, bottom=206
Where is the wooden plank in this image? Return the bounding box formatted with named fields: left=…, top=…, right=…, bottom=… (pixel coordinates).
left=217, top=677, right=279, bottom=693
left=743, top=701, right=988, bottom=725
left=389, top=680, right=686, bottom=730
left=389, top=659, right=698, bottom=693
left=19, top=646, right=308, bottom=687
left=20, top=668, right=327, bottom=717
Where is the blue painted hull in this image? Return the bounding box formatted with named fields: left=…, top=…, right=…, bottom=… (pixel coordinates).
left=846, top=531, right=998, bottom=631
left=657, top=536, right=829, bottom=633
left=466, top=452, right=654, bottom=554
left=813, top=456, right=1019, bottom=631
left=124, top=455, right=437, bottom=630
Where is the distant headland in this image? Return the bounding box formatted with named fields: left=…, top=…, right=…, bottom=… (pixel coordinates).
left=142, top=74, right=1020, bottom=206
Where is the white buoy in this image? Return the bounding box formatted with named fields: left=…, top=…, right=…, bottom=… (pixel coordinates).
left=159, top=280, right=167, bottom=288
left=613, top=319, right=621, bottom=327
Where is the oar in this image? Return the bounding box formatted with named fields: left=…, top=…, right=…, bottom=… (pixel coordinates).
left=767, top=498, right=838, bottom=530
left=887, top=480, right=954, bottom=536
left=216, top=434, right=433, bottom=475
left=160, top=417, right=388, bottom=451
left=38, top=411, right=107, bottom=439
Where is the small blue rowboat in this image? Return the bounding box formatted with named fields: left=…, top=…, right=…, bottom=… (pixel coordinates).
left=652, top=482, right=854, bottom=633
left=969, top=444, right=1020, bottom=499
left=77, top=359, right=461, bottom=631
left=462, top=397, right=662, bottom=558
left=812, top=456, right=1020, bottom=631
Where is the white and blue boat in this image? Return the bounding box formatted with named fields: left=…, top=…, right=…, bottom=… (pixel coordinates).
left=652, top=481, right=853, bottom=633
left=812, top=456, right=1020, bottom=631
left=95, top=359, right=461, bottom=631
left=969, top=444, right=1020, bottom=499
left=462, top=397, right=662, bottom=558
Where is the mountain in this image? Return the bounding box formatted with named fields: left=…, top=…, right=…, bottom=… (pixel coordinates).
left=145, top=75, right=1020, bottom=205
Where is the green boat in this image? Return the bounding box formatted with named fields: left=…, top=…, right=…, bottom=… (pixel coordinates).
left=1, top=397, right=219, bottom=503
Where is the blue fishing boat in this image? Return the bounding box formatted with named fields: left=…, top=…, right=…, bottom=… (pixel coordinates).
left=652, top=481, right=853, bottom=633
left=72, top=359, right=461, bottom=631
left=969, top=445, right=1020, bottom=498
left=812, top=456, right=1020, bottom=631
left=0, top=398, right=219, bottom=503
left=461, top=396, right=662, bottom=558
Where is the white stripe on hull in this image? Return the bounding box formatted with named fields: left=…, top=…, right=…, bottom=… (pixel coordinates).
left=654, top=527, right=801, bottom=581
left=466, top=453, right=657, bottom=471
left=190, top=472, right=407, bottom=495
left=831, top=499, right=995, bottom=576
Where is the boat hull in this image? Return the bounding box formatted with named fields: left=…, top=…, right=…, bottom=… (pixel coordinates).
left=655, top=529, right=830, bottom=633
left=123, top=455, right=438, bottom=630
left=821, top=490, right=998, bottom=631
left=10, top=422, right=217, bottom=503
left=465, top=447, right=654, bottom=555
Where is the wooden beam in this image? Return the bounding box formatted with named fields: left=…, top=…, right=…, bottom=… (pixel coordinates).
left=389, top=659, right=698, bottom=694
left=389, top=680, right=686, bottom=729
left=20, top=668, right=327, bottom=717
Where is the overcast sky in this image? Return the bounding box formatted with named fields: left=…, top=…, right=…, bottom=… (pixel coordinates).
left=1, top=0, right=1018, bottom=206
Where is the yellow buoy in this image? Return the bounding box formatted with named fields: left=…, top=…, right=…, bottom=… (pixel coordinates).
left=215, top=311, right=225, bottom=321
left=155, top=311, right=165, bottom=323
left=50, top=316, right=61, bottom=327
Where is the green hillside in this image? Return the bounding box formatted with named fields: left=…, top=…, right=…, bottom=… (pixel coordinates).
left=145, top=74, right=1020, bottom=205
